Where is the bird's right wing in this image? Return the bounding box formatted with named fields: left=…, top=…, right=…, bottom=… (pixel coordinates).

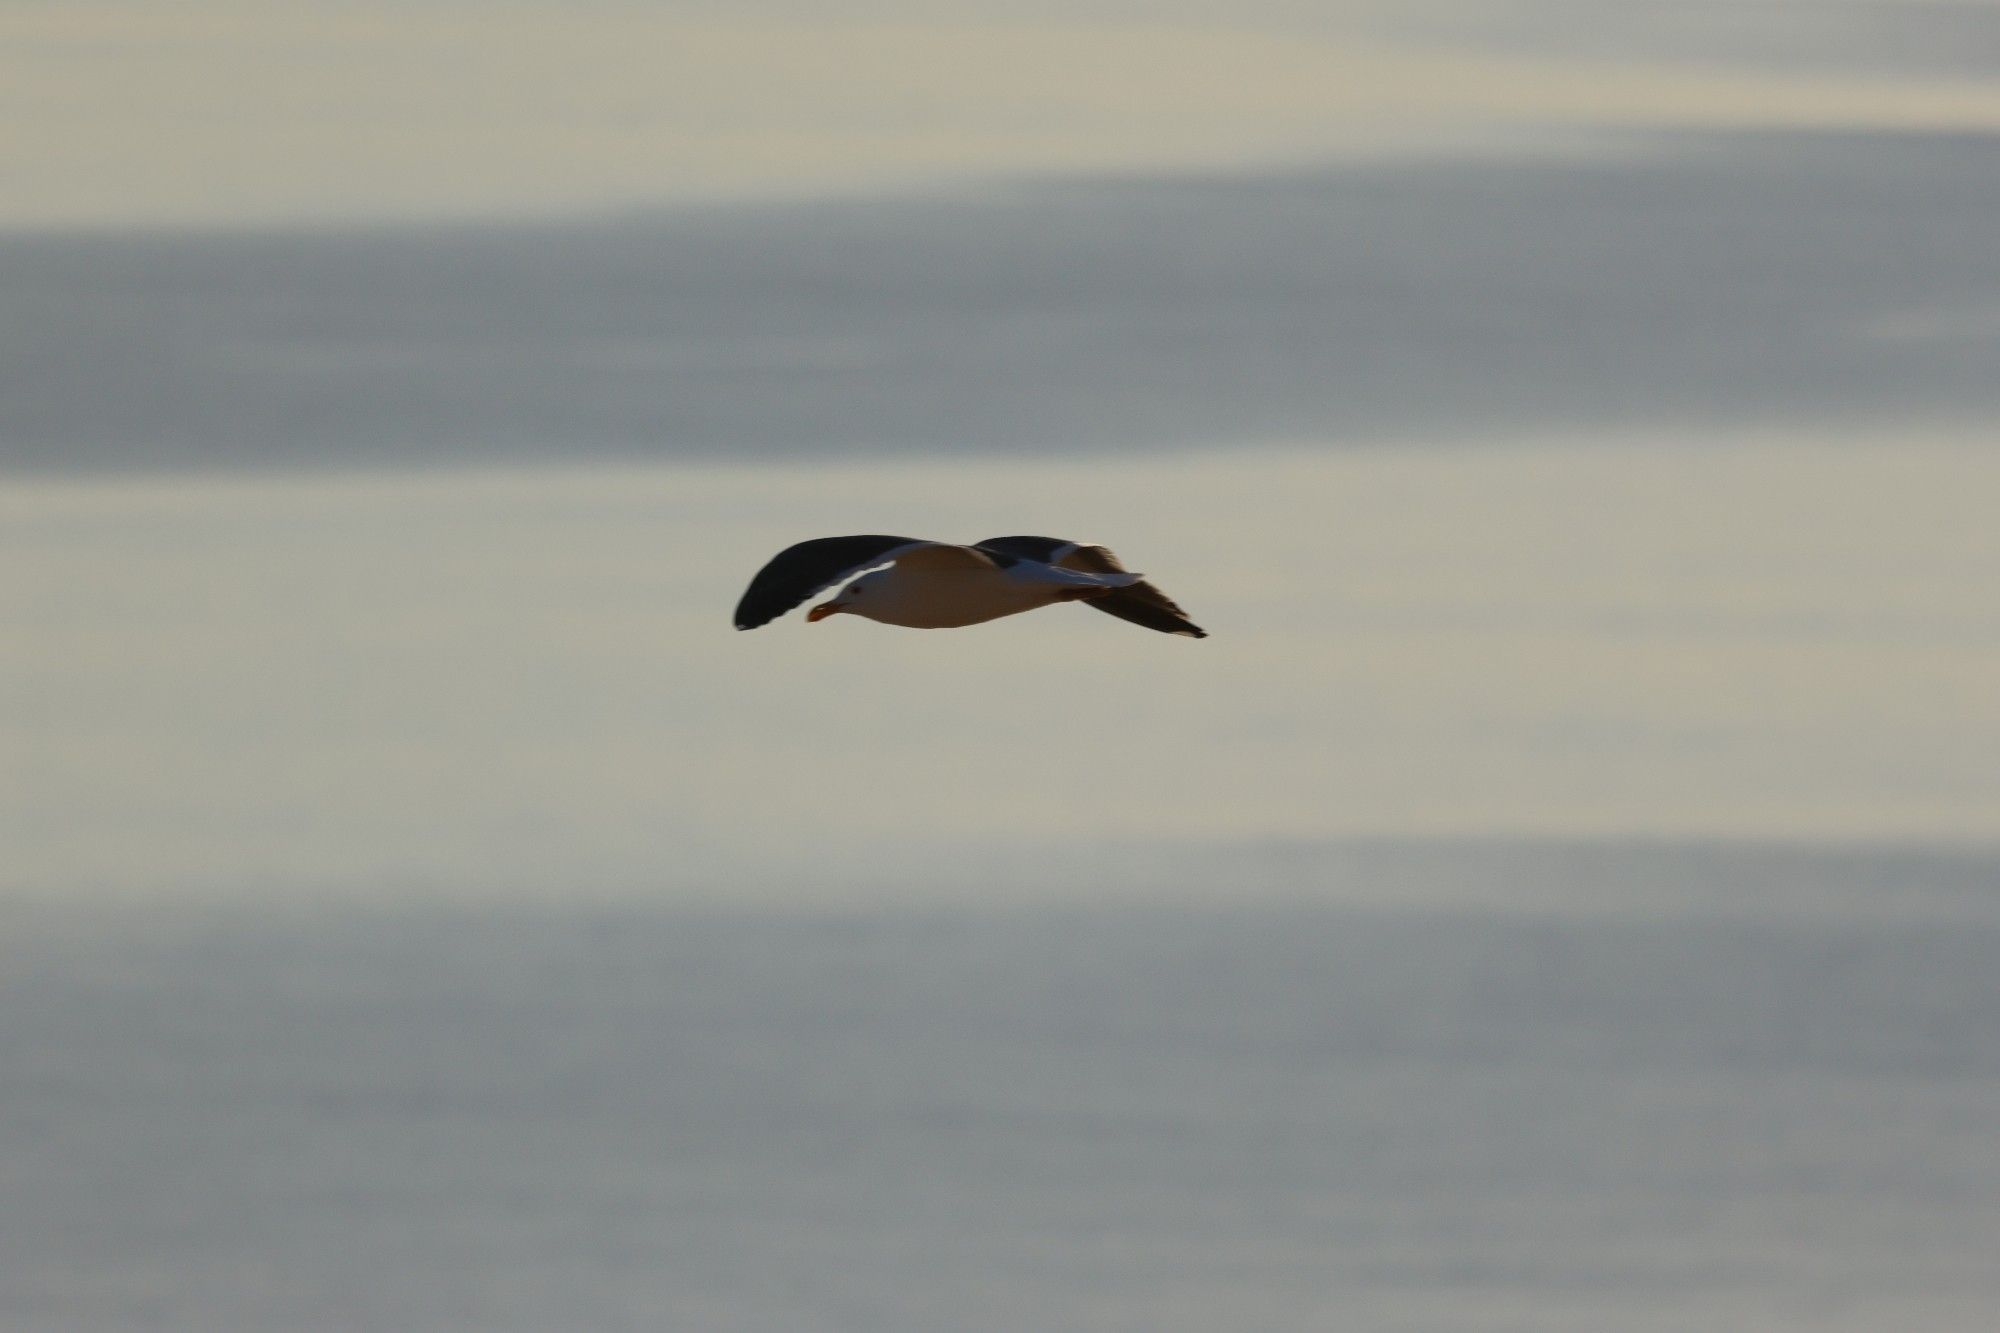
left=886, top=544, right=1005, bottom=574
left=734, top=535, right=941, bottom=629
left=975, top=536, right=1207, bottom=638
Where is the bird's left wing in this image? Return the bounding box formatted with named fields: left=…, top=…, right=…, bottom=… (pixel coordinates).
left=886, top=544, right=1004, bottom=574
left=734, top=535, right=941, bottom=629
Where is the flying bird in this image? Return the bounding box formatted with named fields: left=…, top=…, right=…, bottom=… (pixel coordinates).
left=734, top=535, right=1206, bottom=637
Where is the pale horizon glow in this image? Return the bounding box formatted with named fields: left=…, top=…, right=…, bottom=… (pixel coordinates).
left=9, top=431, right=1998, bottom=906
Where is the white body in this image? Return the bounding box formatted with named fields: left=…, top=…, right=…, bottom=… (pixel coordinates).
left=840, top=555, right=1137, bottom=629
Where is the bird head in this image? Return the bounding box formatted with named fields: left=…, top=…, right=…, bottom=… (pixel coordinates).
left=807, top=576, right=868, bottom=622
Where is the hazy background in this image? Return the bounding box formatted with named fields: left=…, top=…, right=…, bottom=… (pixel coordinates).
left=5, top=2, right=1999, bottom=1329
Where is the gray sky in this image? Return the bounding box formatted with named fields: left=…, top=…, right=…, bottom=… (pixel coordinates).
left=9, top=20, right=2000, bottom=1333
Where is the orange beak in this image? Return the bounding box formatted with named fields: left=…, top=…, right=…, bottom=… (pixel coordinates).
left=806, top=599, right=842, bottom=622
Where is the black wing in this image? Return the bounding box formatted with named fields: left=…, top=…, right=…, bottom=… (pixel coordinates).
left=975, top=535, right=1207, bottom=638
left=734, top=535, right=931, bottom=630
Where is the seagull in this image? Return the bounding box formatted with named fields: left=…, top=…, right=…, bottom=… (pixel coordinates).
left=734, top=535, right=1206, bottom=637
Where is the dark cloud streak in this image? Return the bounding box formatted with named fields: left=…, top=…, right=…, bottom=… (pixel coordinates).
left=4, top=131, right=1998, bottom=474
